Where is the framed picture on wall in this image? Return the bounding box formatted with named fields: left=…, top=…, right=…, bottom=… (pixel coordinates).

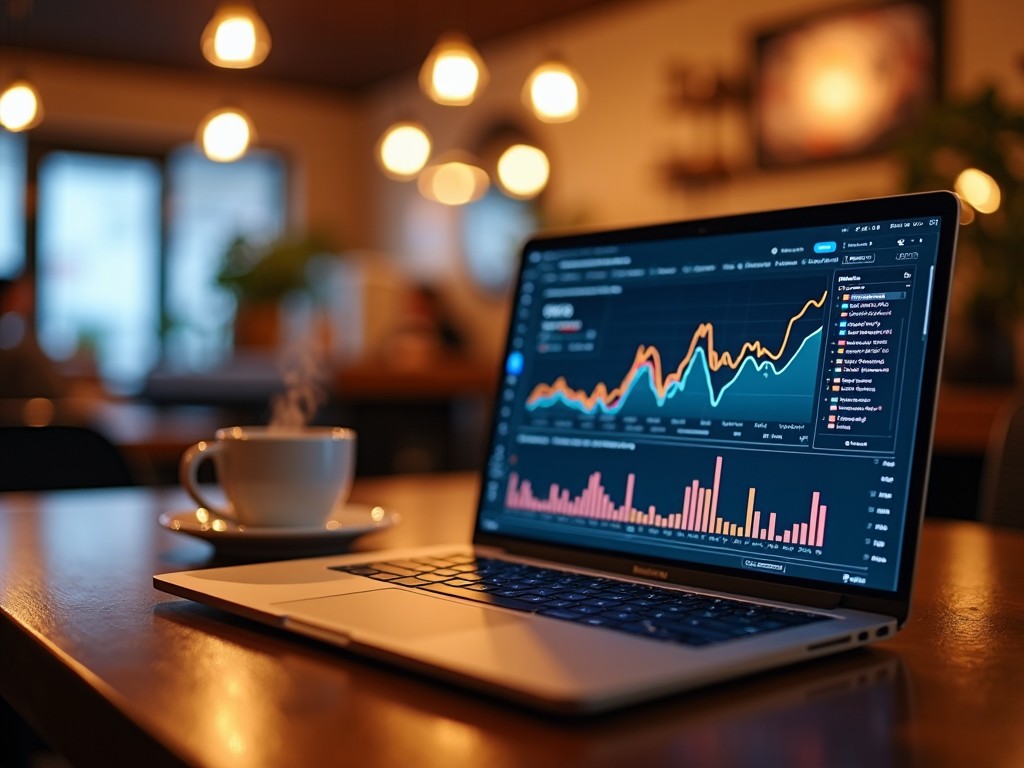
left=754, top=0, right=943, bottom=167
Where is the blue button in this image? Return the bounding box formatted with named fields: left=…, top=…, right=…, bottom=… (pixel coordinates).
left=814, top=241, right=837, bottom=253
left=506, top=351, right=524, bottom=376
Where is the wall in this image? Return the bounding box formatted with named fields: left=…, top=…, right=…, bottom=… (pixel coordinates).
left=363, top=0, right=1024, bottom=364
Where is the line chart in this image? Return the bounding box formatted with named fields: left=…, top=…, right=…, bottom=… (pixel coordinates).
left=526, top=290, right=827, bottom=423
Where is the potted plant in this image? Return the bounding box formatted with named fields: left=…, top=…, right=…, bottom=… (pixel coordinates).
left=217, top=233, right=332, bottom=348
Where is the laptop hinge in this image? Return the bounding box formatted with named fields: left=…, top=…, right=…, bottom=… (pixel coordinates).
left=476, top=538, right=844, bottom=609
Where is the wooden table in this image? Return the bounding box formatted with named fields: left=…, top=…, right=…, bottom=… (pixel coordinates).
left=2, top=474, right=1024, bottom=768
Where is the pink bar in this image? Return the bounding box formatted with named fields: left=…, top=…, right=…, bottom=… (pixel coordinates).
left=784, top=530, right=791, bottom=543
left=808, top=491, right=820, bottom=544
left=681, top=487, right=692, bottom=530
left=709, top=456, right=723, bottom=533
left=702, top=489, right=712, bottom=532
left=752, top=510, right=762, bottom=539
left=800, top=522, right=809, bottom=545
left=505, top=473, right=518, bottom=507
left=689, top=480, right=700, bottom=528
left=767, top=512, right=777, bottom=540
left=816, top=505, right=827, bottom=547
left=623, top=473, right=635, bottom=519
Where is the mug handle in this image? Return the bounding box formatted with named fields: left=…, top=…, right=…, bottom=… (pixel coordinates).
left=179, top=440, right=235, bottom=520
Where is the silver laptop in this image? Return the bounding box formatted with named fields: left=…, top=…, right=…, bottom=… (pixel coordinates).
left=156, top=191, right=960, bottom=714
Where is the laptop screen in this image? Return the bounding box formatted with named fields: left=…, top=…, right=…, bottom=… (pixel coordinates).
left=476, top=193, right=959, bottom=597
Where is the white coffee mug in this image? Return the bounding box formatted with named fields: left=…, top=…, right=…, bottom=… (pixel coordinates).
left=179, top=426, right=357, bottom=527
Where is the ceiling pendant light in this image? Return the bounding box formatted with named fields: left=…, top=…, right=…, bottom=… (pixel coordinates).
left=417, top=153, right=489, bottom=206
left=197, top=107, right=255, bottom=162
left=496, top=143, right=550, bottom=199
left=201, top=2, right=272, bottom=69
left=955, top=168, right=1001, bottom=214
left=377, top=121, right=432, bottom=180
left=0, top=79, right=43, bottom=132
left=419, top=33, right=488, bottom=106
left=523, top=59, right=585, bottom=123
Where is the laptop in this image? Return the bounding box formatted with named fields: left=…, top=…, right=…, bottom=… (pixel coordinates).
left=155, top=191, right=960, bottom=714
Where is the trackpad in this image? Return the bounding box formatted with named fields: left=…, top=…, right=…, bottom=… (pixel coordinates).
left=276, top=588, right=520, bottom=640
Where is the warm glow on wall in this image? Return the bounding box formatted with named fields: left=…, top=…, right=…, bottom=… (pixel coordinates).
left=198, top=108, right=254, bottom=162
left=202, top=3, right=272, bottom=69
left=809, top=65, right=864, bottom=119
left=496, top=144, right=550, bottom=199
left=419, top=34, right=488, bottom=106
left=955, top=168, right=1001, bottom=214
left=789, top=44, right=883, bottom=147
left=418, top=158, right=489, bottom=206
left=377, top=122, right=432, bottom=180
left=523, top=60, right=585, bottom=123
left=0, top=79, right=43, bottom=132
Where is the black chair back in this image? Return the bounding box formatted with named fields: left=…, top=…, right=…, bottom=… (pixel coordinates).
left=0, top=425, right=137, bottom=492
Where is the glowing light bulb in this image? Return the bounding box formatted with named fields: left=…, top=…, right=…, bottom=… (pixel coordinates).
left=955, top=168, right=1001, bottom=214
left=198, top=108, right=254, bottom=163
left=419, top=34, right=487, bottom=106
left=524, top=61, right=584, bottom=123
left=0, top=80, right=43, bottom=132
left=377, top=122, right=432, bottom=180
left=215, top=17, right=257, bottom=62
left=202, top=3, right=271, bottom=68
left=496, top=144, right=550, bottom=199
left=418, top=159, right=489, bottom=206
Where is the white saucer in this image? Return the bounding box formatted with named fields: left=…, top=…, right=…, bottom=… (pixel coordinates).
left=159, top=504, right=399, bottom=559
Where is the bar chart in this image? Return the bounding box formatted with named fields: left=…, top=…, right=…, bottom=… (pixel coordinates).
left=505, top=455, right=828, bottom=547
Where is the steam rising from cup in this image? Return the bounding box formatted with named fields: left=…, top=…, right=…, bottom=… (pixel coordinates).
left=269, top=342, right=327, bottom=430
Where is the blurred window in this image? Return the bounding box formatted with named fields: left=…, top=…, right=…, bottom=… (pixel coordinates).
left=0, top=131, right=27, bottom=277
left=28, top=144, right=286, bottom=392
left=37, top=151, right=163, bottom=391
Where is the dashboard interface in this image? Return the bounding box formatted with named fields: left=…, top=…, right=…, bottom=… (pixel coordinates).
left=478, top=209, right=948, bottom=594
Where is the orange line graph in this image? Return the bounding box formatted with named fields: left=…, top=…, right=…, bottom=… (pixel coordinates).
left=527, top=291, right=828, bottom=411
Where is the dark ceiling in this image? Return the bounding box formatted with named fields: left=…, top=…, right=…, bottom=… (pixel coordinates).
left=2, top=0, right=629, bottom=94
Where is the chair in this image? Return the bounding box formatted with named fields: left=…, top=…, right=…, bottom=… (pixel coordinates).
left=0, top=425, right=137, bottom=492
left=977, top=395, right=1024, bottom=527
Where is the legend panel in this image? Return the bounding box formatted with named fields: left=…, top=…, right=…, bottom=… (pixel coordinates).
left=814, top=266, right=914, bottom=452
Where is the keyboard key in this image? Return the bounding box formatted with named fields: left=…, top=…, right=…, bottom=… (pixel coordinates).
left=392, top=576, right=432, bottom=587
left=371, top=564, right=422, bottom=578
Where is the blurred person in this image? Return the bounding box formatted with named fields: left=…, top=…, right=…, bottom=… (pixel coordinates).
left=0, top=274, right=69, bottom=399
left=383, top=283, right=468, bottom=368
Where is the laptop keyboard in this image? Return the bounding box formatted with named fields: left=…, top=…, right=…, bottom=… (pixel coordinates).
left=331, top=554, right=831, bottom=647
